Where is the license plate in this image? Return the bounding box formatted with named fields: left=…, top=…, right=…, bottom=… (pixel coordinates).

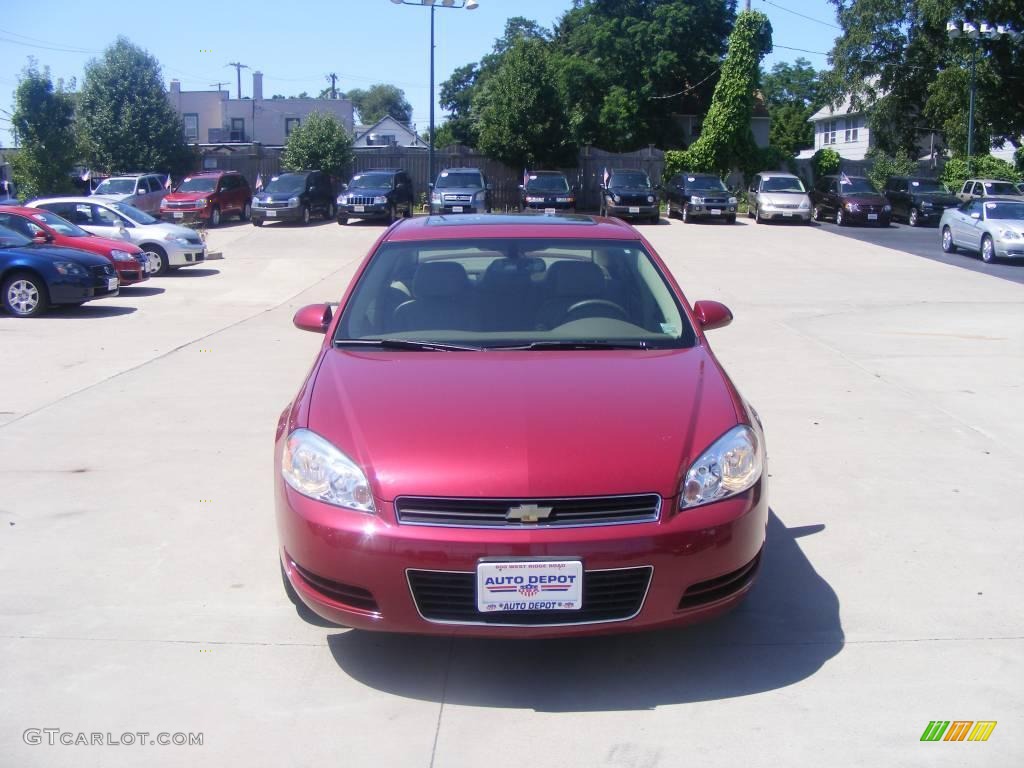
left=266, top=210, right=276, bottom=217
left=477, top=560, right=583, bottom=613
left=628, top=206, right=640, bottom=213
left=783, top=212, right=793, bottom=217
left=710, top=208, right=722, bottom=216
left=107, top=278, right=118, bottom=290
left=453, top=206, right=464, bottom=213
left=173, top=212, right=184, bottom=219
left=868, top=213, right=878, bottom=220
left=353, top=205, right=365, bottom=213
left=544, top=207, right=556, bottom=214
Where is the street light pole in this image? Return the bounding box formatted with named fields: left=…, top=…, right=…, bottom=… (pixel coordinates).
left=967, top=40, right=977, bottom=176
left=391, top=0, right=479, bottom=186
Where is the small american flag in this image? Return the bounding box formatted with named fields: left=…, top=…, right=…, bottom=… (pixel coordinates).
left=840, top=171, right=852, bottom=185
left=255, top=173, right=263, bottom=192
left=164, top=174, right=172, bottom=190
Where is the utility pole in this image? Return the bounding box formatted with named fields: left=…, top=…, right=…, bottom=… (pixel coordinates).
left=209, top=81, right=229, bottom=94
left=326, top=73, right=338, bottom=99
left=226, top=62, right=249, bottom=100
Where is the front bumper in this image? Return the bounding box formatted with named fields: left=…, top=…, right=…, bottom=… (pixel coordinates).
left=49, top=274, right=119, bottom=305
left=114, top=261, right=149, bottom=285
left=522, top=201, right=575, bottom=213
left=842, top=209, right=891, bottom=225
left=431, top=202, right=486, bottom=215
left=995, top=239, right=1024, bottom=258
left=161, top=207, right=210, bottom=223
left=164, top=242, right=207, bottom=267
left=276, top=477, right=768, bottom=638
left=252, top=205, right=303, bottom=223
left=684, top=203, right=737, bottom=219
left=605, top=203, right=658, bottom=220
left=339, top=202, right=391, bottom=220
left=758, top=206, right=810, bottom=222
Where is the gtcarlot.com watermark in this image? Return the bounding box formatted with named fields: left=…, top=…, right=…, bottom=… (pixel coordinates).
left=23, top=729, right=202, bottom=747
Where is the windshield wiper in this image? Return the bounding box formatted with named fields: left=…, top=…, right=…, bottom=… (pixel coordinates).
left=491, top=340, right=649, bottom=351
left=334, top=338, right=484, bottom=352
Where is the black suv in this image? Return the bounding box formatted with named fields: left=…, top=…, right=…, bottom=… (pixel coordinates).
left=883, top=176, right=959, bottom=227
left=599, top=168, right=659, bottom=224
left=338, top=169, right=415, bottom=225
left=251, top=170, right=336, bottom=226
left=666, top=172, right=737, bottom=224
left=519, top=171, right=576, bottom=213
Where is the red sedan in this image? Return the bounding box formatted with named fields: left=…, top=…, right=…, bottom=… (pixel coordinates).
left=0, top=206, right=150, bottom=285
left=277, top=214, right=767, bottom=637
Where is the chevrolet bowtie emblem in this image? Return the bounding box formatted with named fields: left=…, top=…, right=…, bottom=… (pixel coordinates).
left=506, top=504, right=553, bottom=523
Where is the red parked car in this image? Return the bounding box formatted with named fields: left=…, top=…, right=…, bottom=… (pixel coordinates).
left=0, top=206, right=150, bottom=285
left=277, top=214, right=767, bottom=637
left=159, top=170, right=252, bottom=227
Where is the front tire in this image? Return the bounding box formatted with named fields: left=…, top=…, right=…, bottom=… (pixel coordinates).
left=981, top=235, right=996, bottom=264
left=300, top=205, right=310, bottom=226
left=337, top=216, right=348, bottom=226
left=326, top=202, right=337, bottom=221
left=146, top=245, right=169, bottom=276
left=385, top=204, right=396, bottom=225
left=680, top=205, right=690, bottom=224
left=209, top=206, right=221, bottom=228
left=726, top=215, right=736, bottom=224
left=240, top=202, right=251, bottom=222
left=909, top=207, right=920, bottom=227
left=812, top=205, right=822, bottom=222
left=941, top=226, right=956, bottom=253
left=2, top=271, right=48, bottom=317
left=252, top=218, right=263, bottom=227
left=836, top=208, right=846, bottom=226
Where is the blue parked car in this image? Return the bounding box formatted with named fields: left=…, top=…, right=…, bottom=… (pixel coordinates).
left=0, top=224, right=119, bottom=317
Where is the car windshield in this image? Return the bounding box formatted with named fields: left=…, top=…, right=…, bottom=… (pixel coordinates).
left=94, top=178, right=138, bottom=195
left=263, top=174, right=307, bottom=194
left=335, top=238, right=695, bottom=350
left=0, top=224, right=31, bottom=248
left=348, top=173, right=394, bottom=190
left=982, top=181, right=1020, bottom=196
left=176, top=177, right=218, bottom=193
left=436, top=171, right=484, bottom=189
left=985, top=202, right=1024, bottom=220
left=840, top=178, right=876, bottom=194
left=526, top=175, right=570, bottom=193
left=29, top=210, right=89, bottom=236
left=610, top=172, right=651, bottom=188
left=762, top=177, right=805, bottom=193
left=909, top=180, right=949, bottom=193
left=107, top=201, right=158, bottom=225
left=688, top=177, right=727, bottom=192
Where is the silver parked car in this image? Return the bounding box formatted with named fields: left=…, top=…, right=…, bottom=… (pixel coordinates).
left=747, top=172, right=812, bottom=223
left=940, top=198, right=1024, bottom=263
left=956, top=178, right=1024, bottom=203
left=28, top=197, right=207, bottom=275
left=90, top=173, right=169, bottom=214
left=429, top=168, right=492, bottom=215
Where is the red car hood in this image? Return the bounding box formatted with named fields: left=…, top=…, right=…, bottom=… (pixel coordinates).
left=306, top=346, right=742, bottom=501
left=60, top=234, right=142, bottom=255
left=163, top=192, right=208, bottom=203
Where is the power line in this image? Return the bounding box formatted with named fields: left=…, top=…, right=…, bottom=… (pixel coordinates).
left=651, top=67, right=722, bottom=100
left=226, top=62, right=249, bottom=100
left=761, top=0, right=842, bottom=31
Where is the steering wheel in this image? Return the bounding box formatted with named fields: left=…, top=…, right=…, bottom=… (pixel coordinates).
left=559, top=299, right=628, bottom=325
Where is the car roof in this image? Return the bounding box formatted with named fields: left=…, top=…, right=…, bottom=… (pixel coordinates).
left=355, top=168, right=402, bottom=174
left=527, top=170, right=566, bottom=176
left=385, top=214, right=640, bottom=242
left=610, top=168, right=648, bottom=174
left=185, top=170, right=238, bottom=177
left=30, top=196, right=134, bottom=207
left=758, top=171, right=799, bottom=178
left=970, top=178, right=1018, bottom=184
left=0, top=205, right=50, bottom=217
left=103, top=173, right=161, bottom=178
left=676, top=171, right=719, bottom=178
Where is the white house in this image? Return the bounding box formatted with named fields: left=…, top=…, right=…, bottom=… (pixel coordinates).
left=353, top=116, right=428, bottom=149
left=802, top=96, right=871, bottom=160
left=167, top=72, right=354, bottom=147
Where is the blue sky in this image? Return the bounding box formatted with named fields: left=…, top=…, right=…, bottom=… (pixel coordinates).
left=0, top=0, right=839, bottom=146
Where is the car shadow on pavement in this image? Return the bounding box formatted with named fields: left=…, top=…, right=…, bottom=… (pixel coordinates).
left=327, top=510, right=844, bottom=711
left=117, top=286, right=166, bottom=297
left=160, top=268, right=220, bottom=278
left=44, top=304, right=138, bottom=319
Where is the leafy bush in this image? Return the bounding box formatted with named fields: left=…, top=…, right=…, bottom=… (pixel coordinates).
left=281, top=112, right=354, bottom=179
left=1015, top=146, right=1024, bottom=173
left=865, top=148, right=919, bottom=192
left=940, top=154, right=1021, bottom=192
left=811, top=148, right=840, bottom=179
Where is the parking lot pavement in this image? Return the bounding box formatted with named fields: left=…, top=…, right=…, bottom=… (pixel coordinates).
left=809, top=216, right=1024, bottom=285
left=2, top=216, right=1022, bottom=767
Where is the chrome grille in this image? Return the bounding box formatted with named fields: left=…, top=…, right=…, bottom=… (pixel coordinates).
left=164, top=201, right=197, bottom=210
left=346, top=195, right=378, bottom=205
left=443, top=194, right=473, bottom=202
left=90, top=264, right=116, bottom=278
left=395, top=494, right=661, bottom=528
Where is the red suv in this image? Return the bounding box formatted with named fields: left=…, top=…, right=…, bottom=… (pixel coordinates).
left=160, top=171, right=252, bottom=227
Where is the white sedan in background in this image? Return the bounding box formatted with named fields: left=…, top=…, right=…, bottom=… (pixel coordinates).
left=940, top=198, right=1024, bottom=264
left=28, top=197, right=206, bottom=275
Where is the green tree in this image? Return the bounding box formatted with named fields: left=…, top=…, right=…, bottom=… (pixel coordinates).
left=940, top=153, right=1021, bottom=191
left=826, top=0, right=1024, bottom=156
left=762, top=58, right=821, bottom=155
left=664, top=10, right=773, bottom=179
left=9, top=60, right=77, bottom=199
left=77, top=37, right=192, bottom=175
left=474, top=38, right=568, bottom=169
left=346, top=84, right=412, bottom=125
left=281, top=112, right=353, bottom=178
left=865, top=148, right=919, bottom=191
left=811, top=147, right=841, bottom=178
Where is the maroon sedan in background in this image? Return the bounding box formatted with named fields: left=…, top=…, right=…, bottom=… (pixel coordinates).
left=810, top=175, right=892, bottom=227
left=277, top=214, right=767, bottom=638
left=0, top=206, right=150, bottom=285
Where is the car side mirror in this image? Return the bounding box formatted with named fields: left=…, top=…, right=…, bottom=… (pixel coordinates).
left=692, top=300, right=733, bottom=332
left=486, top=184, right=493, bottom=191
left=970, top=212, right=981, bottom=219
left=33, top=232, right=53, bottom=243
left=293, top=303, right=333, bottom=334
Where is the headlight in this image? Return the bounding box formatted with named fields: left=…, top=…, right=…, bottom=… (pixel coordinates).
left=920, top=200, right=933, bottom=208
left=163, top=233, right=189, bottom=246
left=252, top=196, right=260, bottom=206
left=110, top=249, right=134, bottom=262
left=691, top=196, right=704, bottom=204
left=288, top=196, right=300, bottom=207
left=336, top=194, right=346, bottom=204
left=799, top=198, right=810, bottom=209
left=999, top=229, right=1021, bottom=240
left=192, top=198, right=207, bottom=209
left=431, top=192, right=442, bottom=204
left=373, top=196, right=387, bottom=205
left=728, top=196, right=738, bottom=205
left=883, top=204, right=892, bottom=212
left=611, top=193, right=621, bottom=203
left=679, top=425, right=763, bottom=510
left=281, top=429, right=376, bottom=514
left=474, top=190, right=486, bottom=201
left=526, top=196, right=544, bottom=203
left=647, top=195, right=655, bottom=203
left=53, top=261, right=87, bottom=276
left=844, top=202, right=859, bottom=211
